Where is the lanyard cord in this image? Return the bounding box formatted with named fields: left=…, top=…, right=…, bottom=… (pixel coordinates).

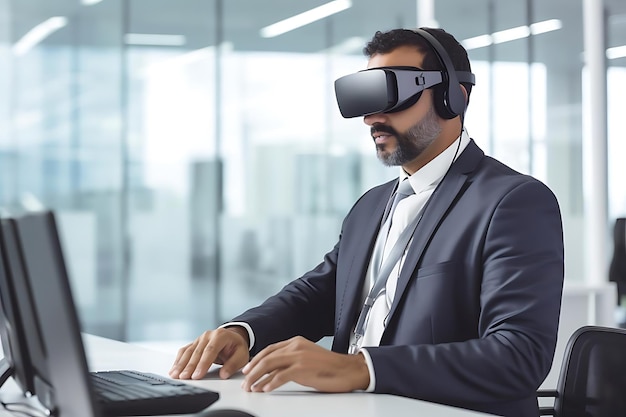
left=349, top=203, right=426, bottom=354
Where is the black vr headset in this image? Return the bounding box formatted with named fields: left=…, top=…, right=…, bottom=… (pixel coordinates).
left=334, top=28, right=476, bottom=120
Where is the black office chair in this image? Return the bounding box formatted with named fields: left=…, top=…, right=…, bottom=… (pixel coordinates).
left=537, top=325, right=626, bottom=417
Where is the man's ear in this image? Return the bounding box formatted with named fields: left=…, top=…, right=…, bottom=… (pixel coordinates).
left=460, top=84, right=469, bottom=105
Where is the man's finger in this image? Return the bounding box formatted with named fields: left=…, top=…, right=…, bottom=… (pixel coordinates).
left=242, top=338, right=288, bottom=374
left=182, top=337, right=226, bottom=379
left=169, top=343, right=195, bottom=378
left=219, top=346, right=249, bottom=379
left=242, top=349, right=292, bottom=390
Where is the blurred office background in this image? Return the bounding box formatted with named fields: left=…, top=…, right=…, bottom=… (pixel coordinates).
left=0, top=0, right=625, bottom=360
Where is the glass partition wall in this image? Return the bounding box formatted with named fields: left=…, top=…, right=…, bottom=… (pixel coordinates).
left=0, top=0, right=625, bottom=343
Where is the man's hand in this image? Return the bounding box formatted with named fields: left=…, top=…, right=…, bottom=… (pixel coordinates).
left=169, top=327, right=250, bottom=380
left=241, top=336, right=369, bottom=393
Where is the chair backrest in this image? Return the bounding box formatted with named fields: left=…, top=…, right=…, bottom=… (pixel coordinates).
left=555, top=325, right=626, bottom=417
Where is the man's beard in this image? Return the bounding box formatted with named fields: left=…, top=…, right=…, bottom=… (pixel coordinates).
left=372, top=106, right=442, bottom=167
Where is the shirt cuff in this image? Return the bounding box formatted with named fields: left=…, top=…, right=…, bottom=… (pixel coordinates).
left=218, top=322, right=255, bottom=351
left=358, top=348, right=376, bottom=392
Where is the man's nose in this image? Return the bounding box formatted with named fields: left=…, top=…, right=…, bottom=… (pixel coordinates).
left=363, top=112, right=387, bottom=127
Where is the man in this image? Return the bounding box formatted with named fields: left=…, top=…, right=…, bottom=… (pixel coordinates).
left=170, top=27, right=564, bottom=417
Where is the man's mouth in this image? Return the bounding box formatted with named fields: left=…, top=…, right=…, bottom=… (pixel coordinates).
left=371, top=124, right=398, bottom=145
left=372, top=131, right=394, bottom=144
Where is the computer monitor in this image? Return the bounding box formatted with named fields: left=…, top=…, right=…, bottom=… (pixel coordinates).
left=11, top=210, right=219, bottom=417
left=0, top=218, right=34, bottom=394
left=13, top=210, right=100, bottom=417
left=0, top=217, right=54, bottom=407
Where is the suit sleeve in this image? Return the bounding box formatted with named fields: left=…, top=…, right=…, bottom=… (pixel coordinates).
left=365, top=180, right=565, bottom=406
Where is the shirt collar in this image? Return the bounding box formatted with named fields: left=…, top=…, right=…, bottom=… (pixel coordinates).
left=399, top=128, right=470, bottom=194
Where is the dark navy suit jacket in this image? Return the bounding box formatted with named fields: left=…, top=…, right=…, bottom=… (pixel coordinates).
left=232, top=140, right=565, bottom=417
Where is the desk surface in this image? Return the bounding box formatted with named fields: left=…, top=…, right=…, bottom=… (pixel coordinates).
left=0, top=334, right=494, bottom=417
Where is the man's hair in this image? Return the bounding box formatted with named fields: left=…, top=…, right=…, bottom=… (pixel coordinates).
left=363, top=27, right=473, bottom=99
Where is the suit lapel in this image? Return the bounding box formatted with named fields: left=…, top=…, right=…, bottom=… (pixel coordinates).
left=334, top=180, right=396, bottom=347
left=385, top=140, right=484, bottom=326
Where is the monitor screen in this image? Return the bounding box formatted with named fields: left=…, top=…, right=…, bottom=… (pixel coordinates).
left=0, top=218, right=34, bottom=394
left=0, top=218, right=52, bottom=402
left=14, top=210, right=99, bottom=416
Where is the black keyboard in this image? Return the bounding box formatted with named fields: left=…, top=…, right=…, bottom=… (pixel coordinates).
left=90, top=370, right=219, bottom=416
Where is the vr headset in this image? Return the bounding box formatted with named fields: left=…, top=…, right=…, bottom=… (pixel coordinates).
left=334, top=66, right=476, bottom=119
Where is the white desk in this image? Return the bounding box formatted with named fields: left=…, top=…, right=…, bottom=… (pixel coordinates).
left=0, top=334, right=494, bottom=417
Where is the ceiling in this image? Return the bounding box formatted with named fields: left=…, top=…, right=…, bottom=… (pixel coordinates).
left=3, top=0, right=626, bottom=69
